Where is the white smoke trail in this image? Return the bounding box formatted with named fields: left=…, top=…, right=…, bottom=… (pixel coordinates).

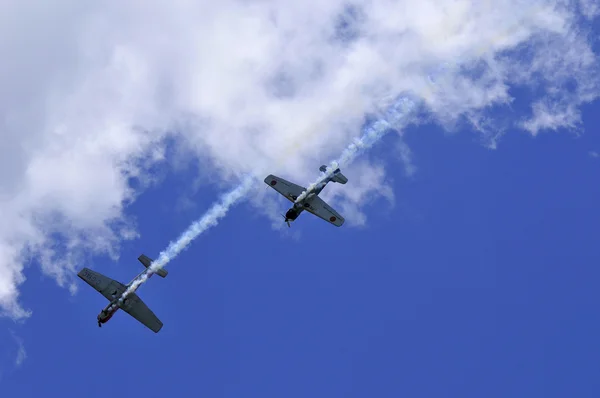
left=293, top=8, right=528, bottom=205
left=117, top=175, right=255, bottom=302
left=293, top=4, right=549, bottom=204
left=117, top=94, right=420, bottom=305
left=295, top=95, right=419, bottom=203
left=109, top=3, right=578, bottom=311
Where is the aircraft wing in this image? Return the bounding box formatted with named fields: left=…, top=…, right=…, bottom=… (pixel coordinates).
left=119, top=293, right=163, bottom=333
left=264, top=174, right=306, bottom=202
left=304, top=195, right=345, bottom=227
left=78, top=268, right=127, bottom=301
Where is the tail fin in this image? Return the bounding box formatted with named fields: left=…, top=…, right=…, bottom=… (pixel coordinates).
left=138, top=254, right=168, bottom=278
left=320, top=165, right=348, bottom=184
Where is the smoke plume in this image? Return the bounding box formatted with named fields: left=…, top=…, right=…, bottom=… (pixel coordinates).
left=0, top=1, right=597, bottom=318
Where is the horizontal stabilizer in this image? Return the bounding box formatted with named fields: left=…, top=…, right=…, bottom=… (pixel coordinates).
left=319, top=165, right=348, bottom=184
left=331, top=171, right=348, bottom=184
left=138, top=254, right=168, bottom=278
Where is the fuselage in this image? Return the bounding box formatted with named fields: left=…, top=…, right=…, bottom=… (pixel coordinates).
left=285, top=179, right=330, bottom=223
left=97, top=305, right=118, bottom=325
left=96, top=268, right=154, bottom=327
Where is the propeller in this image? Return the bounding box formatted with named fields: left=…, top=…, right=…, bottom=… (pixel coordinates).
left=281, top=214, right=291, bottom=228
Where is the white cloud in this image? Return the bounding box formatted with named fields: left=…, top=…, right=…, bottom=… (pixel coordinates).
left=9, top=330, right=26, bottom=367
left=579, top=0, right=600, bottom=19
left=0, top=0, right=598, bottom=319
left=319, top=160, right=395, bottom=227
left=396, top=140, right=417, bottom=177
left=15, top=343, right=26, bottom=368
left=590, top=151, right=599, bottom=158
left=521, top=101, right=582, bottom=135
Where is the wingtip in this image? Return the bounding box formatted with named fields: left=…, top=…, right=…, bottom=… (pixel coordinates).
left=76, top=268, right=89, bottom=278
left=153, top=321, right=164, bottom=333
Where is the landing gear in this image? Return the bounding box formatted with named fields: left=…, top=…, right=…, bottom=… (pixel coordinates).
left=98, top=321, right=102, bottom=328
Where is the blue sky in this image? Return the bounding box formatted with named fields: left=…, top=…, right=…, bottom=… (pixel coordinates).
left=1, top=2, right=599, bottom=397
left=3, top=108, right=600, bottom=396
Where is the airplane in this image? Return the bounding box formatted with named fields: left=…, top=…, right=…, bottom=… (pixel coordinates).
left=77, top=254, right=167, bottom=333
left=264, top=165, right=348, bottom=227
